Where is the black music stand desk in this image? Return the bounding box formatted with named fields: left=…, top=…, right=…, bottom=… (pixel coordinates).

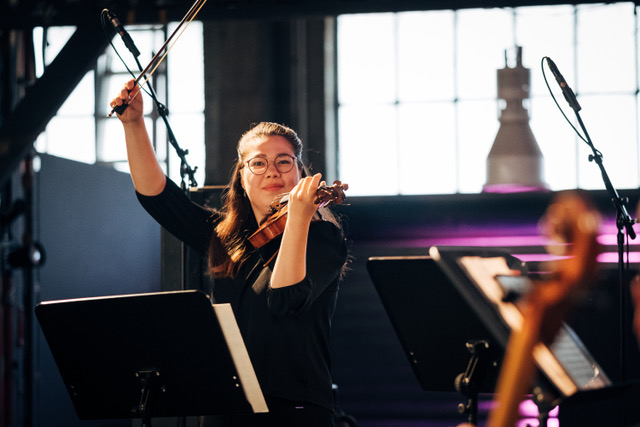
left=367, top=250, right=521, bottom=395
left=35, top=290, right=268, bottom=423
left=367, top=247, right=611, bottom=423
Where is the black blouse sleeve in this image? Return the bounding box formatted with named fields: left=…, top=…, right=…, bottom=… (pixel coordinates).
left=136, top=178, right=217, bottom=254
left=265, top=220, right=347, bottom=316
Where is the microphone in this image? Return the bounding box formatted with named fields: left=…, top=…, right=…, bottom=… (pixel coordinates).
left=105, top=9, right=140, bottom=58
left=545, top=57, right=581, bottom=112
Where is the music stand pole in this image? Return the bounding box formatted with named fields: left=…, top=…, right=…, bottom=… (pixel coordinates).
left=136, top=369, right=161, bottom=427
left=455, top=340, right=492, bottom=425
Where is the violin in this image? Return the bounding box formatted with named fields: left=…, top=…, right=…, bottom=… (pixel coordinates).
left=248, top=180, right=348, bottom=249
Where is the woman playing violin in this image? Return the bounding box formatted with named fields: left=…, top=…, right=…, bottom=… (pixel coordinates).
left=111, top=79, right=349, bottom=427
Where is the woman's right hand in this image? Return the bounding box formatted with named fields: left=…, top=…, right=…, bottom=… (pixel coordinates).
left=110, top=78, right=166, bottom=195
left=110, top=79, right=143, bottom=123
left=286, top=173, right=323, bottom=228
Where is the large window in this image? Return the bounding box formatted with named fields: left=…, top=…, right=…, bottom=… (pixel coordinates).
left=32, top=21, right=205, bottom=187
left=337, top=3, right=639, bottom=196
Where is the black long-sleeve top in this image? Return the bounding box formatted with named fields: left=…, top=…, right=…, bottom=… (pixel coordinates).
left=136, top=178, right=348, bottom=411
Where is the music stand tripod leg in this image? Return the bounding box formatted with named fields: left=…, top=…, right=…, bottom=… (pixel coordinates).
left=455, top=340, right=493, bottom=425
left=136, top=368, right=163, bottom=427
left=532, top=387, right=554, bottom=427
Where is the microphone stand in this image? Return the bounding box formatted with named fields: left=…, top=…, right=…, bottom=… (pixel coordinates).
left=572, top=105, right=635, bottom=385
left=115, top=23, right=198, bottom=295
left=123, top=27, right=198, bottom=191
left=546, top=56, right=636, bottom=395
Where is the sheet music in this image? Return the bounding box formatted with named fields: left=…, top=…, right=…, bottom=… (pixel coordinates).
left=213, top=303, right=269, bottom=413
left=458, top=256, right=524, bottom=332
left=458, top=256, right=582, bottom=397
left=549, top=327, right=610, bottom=390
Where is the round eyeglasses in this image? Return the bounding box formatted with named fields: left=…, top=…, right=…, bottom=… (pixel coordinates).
left=245, top=154, right=297, bottom=175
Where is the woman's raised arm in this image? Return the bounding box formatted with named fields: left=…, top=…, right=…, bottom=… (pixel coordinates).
left=110, top=79, right=166, bottom=196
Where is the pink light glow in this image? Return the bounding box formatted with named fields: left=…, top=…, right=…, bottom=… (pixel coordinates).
left=509, top=399, right=561, bottom=427
left=519, top=399, right=558, bottom=417
left=597, top=251, right=640, bottom=263
left=375, top=217, right=640, bottom=264
left=597, top=233, right=640, bottom=246
left=512, top=253, right=569, bottom=262
left=517, top=419, right=559, bottom=427
left=420, top=235, right=549, bottom=247
left=482, top=399, right=560, bottom=427
left=596, top=220, right=640, bottom=245
left=483, top=184, right=550, bottom=193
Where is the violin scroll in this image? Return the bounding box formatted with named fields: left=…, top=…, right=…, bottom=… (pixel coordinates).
left=315, top=180, right=348, bottom=207
left=248, top=180, right=348, bottom=249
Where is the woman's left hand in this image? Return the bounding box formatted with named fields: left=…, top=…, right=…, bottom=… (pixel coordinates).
left=286, top=173, right=323, bottom=228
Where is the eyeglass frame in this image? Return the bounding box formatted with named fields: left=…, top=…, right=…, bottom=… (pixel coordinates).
left=243, top=154, right=299, bottom=175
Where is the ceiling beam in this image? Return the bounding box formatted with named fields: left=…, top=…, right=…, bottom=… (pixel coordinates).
left=0, top=25, right=113, bottom=187
left=0, top=0, right=618, bottom=29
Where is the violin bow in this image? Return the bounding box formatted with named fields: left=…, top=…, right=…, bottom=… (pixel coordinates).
left=107, top=0, right=208, bottom=117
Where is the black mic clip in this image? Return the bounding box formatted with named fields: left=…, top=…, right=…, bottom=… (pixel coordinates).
left=545, top=56, right=581, bottom=112
left=105, top=9, right=141, bottom=58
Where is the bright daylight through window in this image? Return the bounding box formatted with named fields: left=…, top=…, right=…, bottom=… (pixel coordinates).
left=32, top=21, right=205, bottom=187
left=337, top=3, right=639, bottom=196
left=31, top=4, right=638, bottom=197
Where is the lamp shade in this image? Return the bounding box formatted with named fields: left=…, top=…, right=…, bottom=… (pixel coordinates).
left=484, top=47, right=548, bottom=193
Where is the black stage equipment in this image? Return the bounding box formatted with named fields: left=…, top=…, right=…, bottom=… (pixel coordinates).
left=35, top=290, right=267, bottom=426
left=367, top=246, right=613, bottom=426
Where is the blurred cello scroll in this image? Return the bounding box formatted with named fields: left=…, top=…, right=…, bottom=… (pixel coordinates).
left=475, top=191, right=603, bottom=426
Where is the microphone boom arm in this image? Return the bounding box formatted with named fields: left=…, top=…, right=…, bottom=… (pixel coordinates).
left=544, top=56, right=635, bottom=239
left=103, top=8, right=199, bottom=188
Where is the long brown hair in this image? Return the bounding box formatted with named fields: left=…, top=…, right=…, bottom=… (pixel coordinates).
left=208, top=122, right=341, bottom=278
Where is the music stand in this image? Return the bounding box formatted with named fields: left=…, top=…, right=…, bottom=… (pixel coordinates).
left=35, top=290, right=268, bottom=425
left=367, top=253, right=505, bottom=393
left=367, top=253, right=507, bottom=424
left=368, top=246, right=611, bottom=424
